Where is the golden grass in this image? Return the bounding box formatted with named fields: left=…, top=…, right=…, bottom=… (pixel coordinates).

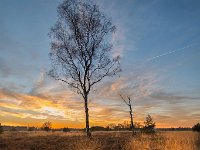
left=162, top=131, right=199, bottom=150
left=127, top=131, right=200, bottom=150
left=0, top=131, right=199, bottom=150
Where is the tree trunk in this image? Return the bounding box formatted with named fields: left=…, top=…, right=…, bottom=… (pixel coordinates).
left=84, top=95, right=91, bottom=137
left=129, top=104, right=135, bottom=135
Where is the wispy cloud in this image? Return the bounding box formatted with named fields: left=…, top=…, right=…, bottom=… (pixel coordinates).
left=147, top=44, right=193, bottom=61
left=94, top=0, right=127, bottom=58
left=112, top=26, right=126, bottom=57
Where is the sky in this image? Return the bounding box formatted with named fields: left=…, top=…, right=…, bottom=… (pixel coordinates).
left=0, top=0, right=200, bottom=128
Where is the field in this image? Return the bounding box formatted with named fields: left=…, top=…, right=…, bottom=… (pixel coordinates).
left=0, top=131, right=199, bottom=150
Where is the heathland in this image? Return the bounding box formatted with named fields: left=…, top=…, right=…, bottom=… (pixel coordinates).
left=0, top=131, right=199, bottom=150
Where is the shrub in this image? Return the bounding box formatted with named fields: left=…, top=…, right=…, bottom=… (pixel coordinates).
left=0, top=123, right=3, bottom=134
left=28, top=126, right=36, bottom=131
left=10, top=127, right=16, bottom=131
left=90, top=126, right=106, bottom=131
left=192, top=123, right=200, bottom=132
left=63, top=127, right=70, bottom=132
left=143, top=114, right=156, bottom=133
left=41, top=121, right=52, bottom=132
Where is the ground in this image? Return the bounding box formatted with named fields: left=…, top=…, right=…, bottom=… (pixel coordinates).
left=0, top=131, right=199, bottom=150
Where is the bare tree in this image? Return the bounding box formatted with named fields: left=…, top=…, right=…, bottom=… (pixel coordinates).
left=41, top=121, right=52, bottom=132
left=49, top=0, right=120, bottom=137
left=120, top=94, right=135, bottom=135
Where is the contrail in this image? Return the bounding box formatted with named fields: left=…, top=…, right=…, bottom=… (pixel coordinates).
left=147, top=44, right=193, bottom=61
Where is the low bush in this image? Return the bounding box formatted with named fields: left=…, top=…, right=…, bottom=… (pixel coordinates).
left=192, top=123, right=200, bottom=132
left=10, top=127, right=16, bottom=131
left=28, top=126, right=36, bottom=131
left=63, top=127, right=70, bottom=132
left=0, top=123, right=3, bottom=134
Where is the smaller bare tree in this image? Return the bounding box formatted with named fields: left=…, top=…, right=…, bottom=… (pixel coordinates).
left=41, top=121, right=52, bottom=132
left=120, top=94, right=135, bottom=135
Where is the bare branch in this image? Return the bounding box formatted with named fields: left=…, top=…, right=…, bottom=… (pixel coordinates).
left=49, top=0, right=120, bottom=97
left=119, top=94, right=129, bottom=106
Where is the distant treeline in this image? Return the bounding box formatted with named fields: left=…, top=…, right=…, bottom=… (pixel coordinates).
left=157, top=127, right=192, bottom=131
left=1, top=125, right=192, bottom=132
left=1, top=126, right=81, bottom=132
left=89, top=126, right=192, bottom=132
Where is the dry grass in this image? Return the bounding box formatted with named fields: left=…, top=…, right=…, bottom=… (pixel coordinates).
left=0, top=131, right=199, bottom=150
left=127, top=131, right=200, bottom=150
left=163, top=131, right=199, bottom=150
